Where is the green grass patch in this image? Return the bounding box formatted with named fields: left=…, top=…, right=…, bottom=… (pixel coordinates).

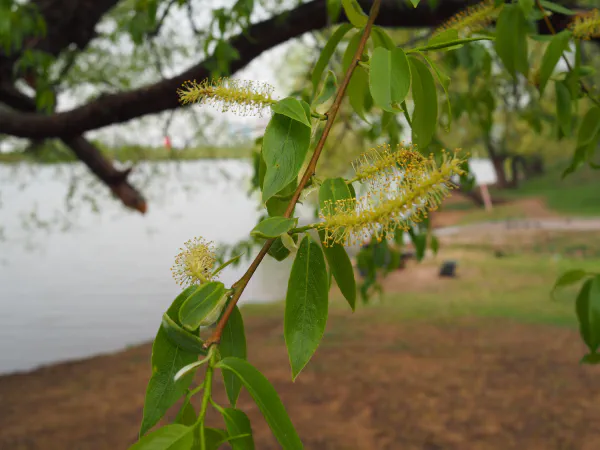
left=0, top=141, right=252, bottom=164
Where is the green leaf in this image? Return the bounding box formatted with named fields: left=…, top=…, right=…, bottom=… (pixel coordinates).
left=348, top=65, right=371, bottom=122
left=412, top=36, right=494, bottom=53
left=427, top=29, right=459, bottom=49
left=222, top=408, right=255, bottom=450
left=220, top=306, right=247, bottom=407
left=551, top=269, right=589, bottom=299
left=161, top=313, right=207, bottom=355
left=539, top=0, right=575, bottom=15
left=575, top=278, right=600, bottom=354
left=261, top=114, right=311, bottom=204
left=369, top=47, right=411, bottom=112
left=311, top=24, right=353, bottom=95
left=495, top=4, right=529, bottom=78
left=313, top=70, right=337, bottom=107
left=251, top=216, right=298, bottom=239
left=130, top=424, right=193, bottom=449
left=205, top=428, right=229, bottom=450
left=341, top=0, right=367, bottom=28
left=174, top=401, right=196, bottom=426
left=577, top=106, right=600, bottom=147
left=408, top=227, right=427, bottom=262
left=140, top=287, right=199, bottom=436
left=342, top=31, right=363, bottom=72
left=538, top=31, right=571, bottom=95
left=371, top=26, right=396, bottom=50
left=408, top=56, right=438, bottom=148
left=317, top=178, right=356, bottom=310
left=285, top=235, right=329, bottom=380
left=430, top=234, right=439, bottom=255
left=421, top=54, right=452, bottom=131
left=518, top=0, right=534, bottom=16
left=179, top=282, right=226, bottom=331
left=580, top=353, right=600, bottom=364
left=409, top=0, right=420, bottom=7
left=555, top=80, right=572, bottom=137
left=213, top=253, right=244, bottom=277
left=327, top=0, right=342, bottom=22
left=266, top=179, right=297, bottom=217
left=267, top=234, right=298, bottom=261
left=271, top=97, right=311, bottom=128
left=216, top=357, right=303, bottom=449
left=319, top=230, right=356, bottom=310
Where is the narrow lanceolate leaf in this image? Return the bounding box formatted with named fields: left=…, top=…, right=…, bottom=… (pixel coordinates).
left=311, top=23, right=353, bottom=95
left=268, top=235, right=297, bottom=261
left=369, top=47, right=411, bottom=112
left=495, top=4, right=529, bottom=78
left=422, top=54, right=452, bottom=130
left=161, top=313, right=207, bottom=355
left=575, top=278, right=600, bottom=356
left=327, top=0, right=343, bottom=22
left=285, top=235, right=329, bottom=380
left=216, top=357, right=303, bottom=450
left=222, top=408, right=255, bottom=450
left=551, top=269, right=589, bottom=299
left=318, top=178, right=356, bottom=310
left=130, top=424, right=193, bottom=449
left=261, top=114, right=311, bottom=203
left=408, top=56, right=437, bottom=149
left=555, top=81, right=572, bottom=137
left=179, top=282, right=226, bottom=331
left=140, top=287, right=199, bottom=436
left=220, top=306, right=247, bottom=406
left=348, top=66, right=371, bottom=122
left=174, top=401, right=196, bottom=426
left=271, top=97, right=312, bottom=128
left=319, top=230, right=356, bottom=310
left=251, top=216, right=298, bottom=239
left=371, top=26, right=396, bottom=50
left=205, top=428, right=229, bottom=450
left=577, top=106, right=600, bottom=147
left=341, top=0, right=367, bottom=28
left=539, top=31, right=572, bottom=95
left=313, top=70, right=337, bottom=107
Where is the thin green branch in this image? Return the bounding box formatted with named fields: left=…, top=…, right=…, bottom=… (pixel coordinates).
left=203, top=0, right=383, bottom=348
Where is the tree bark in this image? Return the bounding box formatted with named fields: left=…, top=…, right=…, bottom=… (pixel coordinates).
left=0, top=0, right=593, bottom=139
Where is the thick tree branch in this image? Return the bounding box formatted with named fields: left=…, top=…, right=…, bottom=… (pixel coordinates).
left=0, top=0, right=486, bottom=138
left=0, top=0, right=593, bottom=139
left=0, top=83, right=147, bottom=213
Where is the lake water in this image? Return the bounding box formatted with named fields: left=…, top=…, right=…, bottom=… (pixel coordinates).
left=0, top=160, right=316, bottom=375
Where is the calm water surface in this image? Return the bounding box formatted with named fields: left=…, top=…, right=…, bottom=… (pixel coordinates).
left=0, top=159, right=315, bottom=375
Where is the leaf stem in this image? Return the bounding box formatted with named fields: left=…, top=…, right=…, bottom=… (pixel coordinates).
left=195, top=346, right=217, bottom=449
left=203, top=0, right=383, bottom=348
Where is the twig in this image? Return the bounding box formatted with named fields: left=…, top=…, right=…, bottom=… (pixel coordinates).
left=203, top=0, right=383, bottom=348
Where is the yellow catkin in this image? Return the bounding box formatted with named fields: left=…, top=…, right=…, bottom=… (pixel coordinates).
left=319, top=150, right=464, bottom=247
left=569, top=9, right=600, bottom=40
left=171, top=237, right=218, bottom=287
left=435, top=0, right=501, bottom=37
left=177, top=78, right=276, bottom=116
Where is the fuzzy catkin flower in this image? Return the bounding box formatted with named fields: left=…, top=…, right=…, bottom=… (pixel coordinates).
left=171, top=237, right=218, bottom=287
left=177, top=78, right=276, bottom=116
left=319, top=151, right=464, bottom=247
left=569, top=9, right=600, bottom=40
left=434, top=0, right=500, bottom=37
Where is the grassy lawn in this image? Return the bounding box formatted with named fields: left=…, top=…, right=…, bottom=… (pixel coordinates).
left=243, top=230, right=600, bottom=331
left=494, top=162, right=600, bottom=216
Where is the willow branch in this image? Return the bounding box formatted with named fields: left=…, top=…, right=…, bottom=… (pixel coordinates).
left=204, top=0, right=382, bottom=347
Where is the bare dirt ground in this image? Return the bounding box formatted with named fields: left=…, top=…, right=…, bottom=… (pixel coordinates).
left=3, top=196, right=600, bottom=450
left=1, top=311, right=600, bottom=450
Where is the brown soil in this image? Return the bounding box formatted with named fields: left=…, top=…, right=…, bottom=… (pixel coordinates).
left=1, top=311, right=600, bottom=450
